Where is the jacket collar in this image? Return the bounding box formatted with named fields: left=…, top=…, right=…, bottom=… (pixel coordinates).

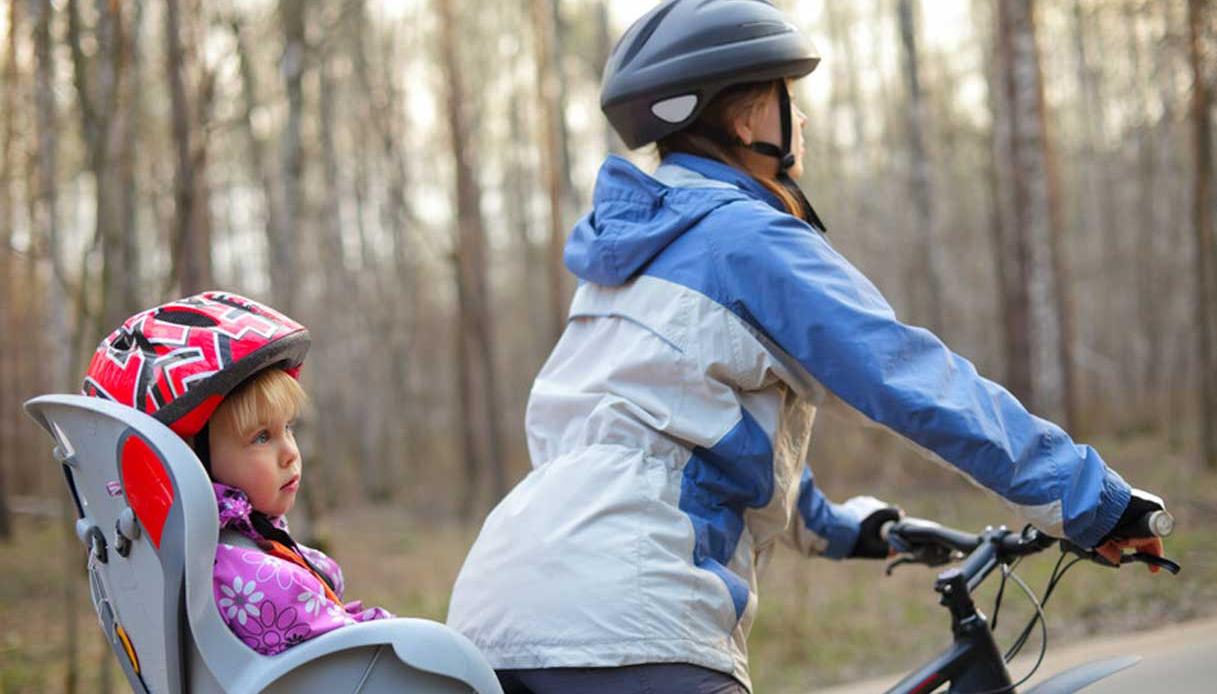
left=213, top=482, right=288, bottom=541
left=660, top=153, right=785, bottom=213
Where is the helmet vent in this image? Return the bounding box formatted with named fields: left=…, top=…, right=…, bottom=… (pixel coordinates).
left=156, top=309, right=218, bottom=328
left=617, top=1, right=678, bottom=69
left=651, top=94, right=699, bottom=123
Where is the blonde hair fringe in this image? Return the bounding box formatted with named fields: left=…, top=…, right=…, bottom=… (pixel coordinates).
left=210, top=368, right=307, bottom=437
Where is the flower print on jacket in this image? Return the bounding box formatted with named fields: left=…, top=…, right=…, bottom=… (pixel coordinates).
left=211, top=483, right=393, bottom=655
left=219, top=575, right=264, bottom=626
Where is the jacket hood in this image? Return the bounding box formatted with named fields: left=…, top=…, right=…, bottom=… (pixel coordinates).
left=564, top=155, right=761, bottom=286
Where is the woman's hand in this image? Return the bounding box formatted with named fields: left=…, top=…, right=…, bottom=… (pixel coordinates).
left=846, top=497, right=904, bottom=559
left=1096, top=488, right=1169, bottom=573
left=1096, top=536, right=1166, bottom=573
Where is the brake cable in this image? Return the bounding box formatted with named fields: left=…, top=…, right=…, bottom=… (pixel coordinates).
left=964, top=563, right=1049, bottom=694
left=989, top=555, right=1023, bottom=631
left=1005, top=549, right=1084, bottom=662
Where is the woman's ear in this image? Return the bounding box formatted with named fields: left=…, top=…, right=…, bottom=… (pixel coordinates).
left=732, top=117, right=754, bottom=146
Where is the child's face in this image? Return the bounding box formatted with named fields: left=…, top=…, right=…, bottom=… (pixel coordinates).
left=209, top=413, right=301, bottom=517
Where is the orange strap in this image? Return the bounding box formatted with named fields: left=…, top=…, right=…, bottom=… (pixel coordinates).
left=265, top=540, right=343, bottom=606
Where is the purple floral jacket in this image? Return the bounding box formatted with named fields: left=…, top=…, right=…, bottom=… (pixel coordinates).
left=212, top=483, right=392, bottom=655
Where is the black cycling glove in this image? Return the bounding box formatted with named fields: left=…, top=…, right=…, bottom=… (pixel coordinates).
left=1098, top=488, right=1166, bottom=544
left=845, top=497, right=904, bottom=559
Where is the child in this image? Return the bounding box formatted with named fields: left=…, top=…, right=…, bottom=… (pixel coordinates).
left=83, top=291, right=391, bottom=655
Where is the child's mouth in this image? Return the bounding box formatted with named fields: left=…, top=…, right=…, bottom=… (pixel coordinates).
left=280, top=476, right=300, bottom=492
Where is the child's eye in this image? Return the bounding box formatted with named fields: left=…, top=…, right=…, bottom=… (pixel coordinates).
left=252, top=430, right=271, bottom=444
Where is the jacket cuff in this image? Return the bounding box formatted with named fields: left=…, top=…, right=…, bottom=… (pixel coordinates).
left=1072, top=468, right=1131, bottom=549
left=819, top=505, right=863, bottom=560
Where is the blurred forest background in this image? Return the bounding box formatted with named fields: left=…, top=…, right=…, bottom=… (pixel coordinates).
left=1, top=0, right=1215, bottom=692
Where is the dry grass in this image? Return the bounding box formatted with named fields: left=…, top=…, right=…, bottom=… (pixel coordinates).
left=2, top=431, right=1215, bottom=693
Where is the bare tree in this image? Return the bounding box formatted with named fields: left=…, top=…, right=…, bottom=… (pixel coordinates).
left=30, top=0, right=80, bottom=686
left=532, top=0, right=576, bottom=345
left=165, top=0, right=212, bottom=294
left=67, top=0, right=130, bottom=334
left=1187, top=0, right=1216, bottom=467
left=896, top=0, right=946, bottom=334
left=991, top=0, right=1077, bottom=428
left=275, top=0, right=306, bottom=315
left=437, top=0, right=507, bottom=517
left=0, top=0, right=22, bottom=542
left=118, top=0, right=144, bottom=317
left=231, top=13, right=287, bottom=294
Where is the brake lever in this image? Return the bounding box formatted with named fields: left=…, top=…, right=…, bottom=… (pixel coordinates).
left=884, top=544, right=959, bottom=576
left=1124, top=552, right=1181, bottom=575
left=885, top=556, right=917, bottom=576
left=1060, top=540, right=1181, bottom=575
left=1059, top=540, right=1115, bottom=567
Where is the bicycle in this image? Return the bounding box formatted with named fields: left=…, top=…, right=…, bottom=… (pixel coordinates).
left=879, top=512, right=1179, bottom=694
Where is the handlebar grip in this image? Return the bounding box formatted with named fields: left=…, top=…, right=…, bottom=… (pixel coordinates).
left=1132, top=510, right=1175, bottom=538
left=880, top=520, right=896, bottom=542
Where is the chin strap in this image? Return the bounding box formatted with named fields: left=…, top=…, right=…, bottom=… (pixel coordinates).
left=756, top=81, right=827, bottom=233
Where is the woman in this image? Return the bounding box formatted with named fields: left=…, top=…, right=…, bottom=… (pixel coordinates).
left=447, top=1, right=1166, bottom=692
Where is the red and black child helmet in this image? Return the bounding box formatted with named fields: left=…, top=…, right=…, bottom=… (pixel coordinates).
left=82, top=291, right=310, bottom=439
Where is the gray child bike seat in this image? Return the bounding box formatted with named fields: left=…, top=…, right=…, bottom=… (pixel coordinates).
left=25, top=393, right=502, bottom=694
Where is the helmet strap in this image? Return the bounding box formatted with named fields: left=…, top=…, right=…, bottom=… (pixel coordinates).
left=193, top=421, right=212, bottom=472
left=688, top=80, right=829, bottom=232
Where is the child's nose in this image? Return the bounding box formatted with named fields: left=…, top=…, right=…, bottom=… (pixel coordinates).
left=280, top=440, right=299, bottom=467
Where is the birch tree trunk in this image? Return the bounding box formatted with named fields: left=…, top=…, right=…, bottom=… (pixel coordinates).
left=897, top=0, right=946, bottom=334
left=117, top=0, right=143, bottom=319
left=0, top=0, right=21, bottom=542
left=530, top=0, right=571, bottom=343
left=992, top=0, right=1076, bottom=428
left=349, top=3, right=417, bottom=499
left=275, top=0, right=305, bottom=316
left=231, top=14, right=286, bottom=293
left=438, top=0, right=507, bottom=516
left=596, top=0, right=621, bottom=156
left=31, top=2, right=79, bottom=688
left=68, top=0, right=131, bottom=334
left=1187, top=0, right=1217, bottom=467
left=165, top=0, right=211, bottom=294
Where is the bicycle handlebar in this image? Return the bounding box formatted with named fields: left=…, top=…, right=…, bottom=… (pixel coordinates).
left=881, top=510, right=1179, bottom=583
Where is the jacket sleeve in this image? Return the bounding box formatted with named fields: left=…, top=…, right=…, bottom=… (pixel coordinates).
left=782, top=467, right=860, bottom=559
left=713, top=209, right=1130, bottom=548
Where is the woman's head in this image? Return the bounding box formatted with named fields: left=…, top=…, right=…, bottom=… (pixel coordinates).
left=600, top=0, right=820, bottom=221
left=601, top=0, right=818, bottom=148
left=207, top=368, right=308, bottom=517
left=656, top=79, right=808, bottom=214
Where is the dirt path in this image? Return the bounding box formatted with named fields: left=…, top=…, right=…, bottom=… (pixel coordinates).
left=816, top=616, right=1217, bottom=693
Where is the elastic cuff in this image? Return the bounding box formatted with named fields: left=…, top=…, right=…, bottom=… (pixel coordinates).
left=1074, top=468, right=1131, bottom=549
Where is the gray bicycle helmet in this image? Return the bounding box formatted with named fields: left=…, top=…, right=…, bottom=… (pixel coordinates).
left=601, top=0, right=827, bottom=230
left=601, top=0, right=819, bottom=150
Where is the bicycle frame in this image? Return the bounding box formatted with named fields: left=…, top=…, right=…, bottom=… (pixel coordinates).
left=885, top=551, right=1012, bottom=694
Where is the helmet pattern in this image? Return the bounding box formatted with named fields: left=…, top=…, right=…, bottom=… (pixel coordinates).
left=83, top=291, right=310, bottom=438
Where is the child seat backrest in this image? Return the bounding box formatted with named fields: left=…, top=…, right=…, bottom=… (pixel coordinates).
left=25, top=394, right=224, bottom=693
left=26, top=394, right=504, bottom=694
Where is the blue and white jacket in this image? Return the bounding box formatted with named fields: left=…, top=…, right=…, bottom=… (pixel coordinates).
left=446, top=153, right=1131, bottom=689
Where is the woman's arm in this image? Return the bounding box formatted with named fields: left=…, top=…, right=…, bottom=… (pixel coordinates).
left=713, top=208, right=1130, bottom=548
